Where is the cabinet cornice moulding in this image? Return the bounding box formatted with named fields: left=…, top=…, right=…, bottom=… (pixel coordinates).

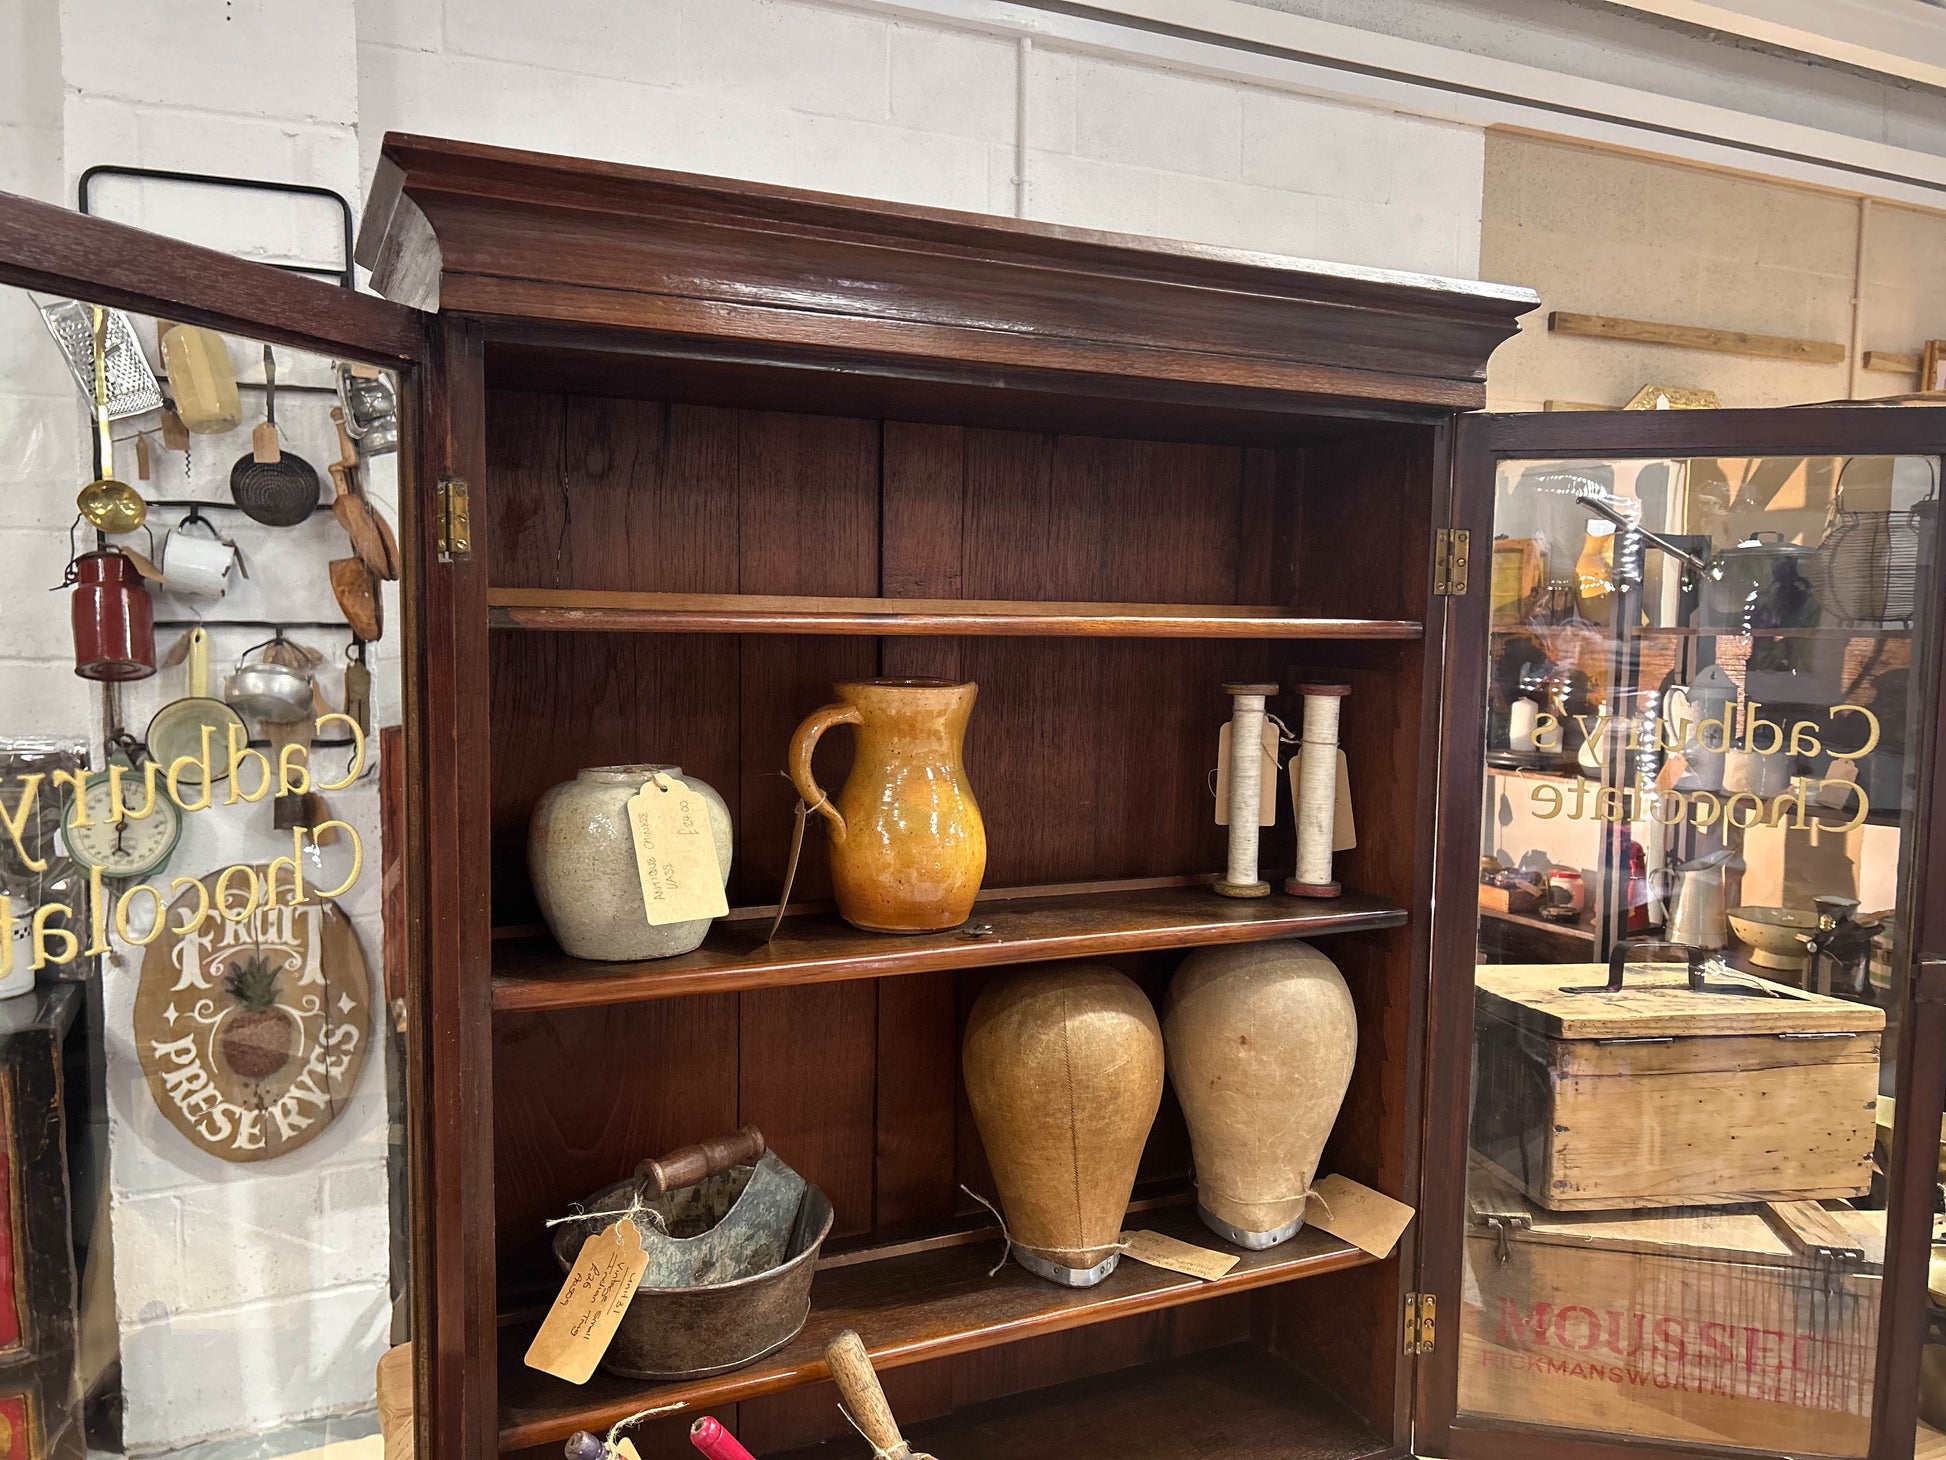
left=359, top=133, right=1538, bottom=412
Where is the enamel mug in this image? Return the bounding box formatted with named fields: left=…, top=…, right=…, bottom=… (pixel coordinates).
left=160, top=513, right=239, bottom=598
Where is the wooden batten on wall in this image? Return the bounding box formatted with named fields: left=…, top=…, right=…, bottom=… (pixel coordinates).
left=1547, top=311, right=1847, bottom=364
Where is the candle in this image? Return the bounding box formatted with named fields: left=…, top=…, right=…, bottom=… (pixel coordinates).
left=1509, top=697, right=1539, bottom=754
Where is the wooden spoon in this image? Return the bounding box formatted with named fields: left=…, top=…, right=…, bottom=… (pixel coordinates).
left=330, top=557, right=384, bottom=643
left=328, top=458, right=391, bottom=579
left=331, top=407, right=401, bottom=581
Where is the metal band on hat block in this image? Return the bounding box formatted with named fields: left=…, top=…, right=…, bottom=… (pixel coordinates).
left=1014, top=1247, right=1120, bottom=1287
left=1198, top=1204, right=1306, bottom=1251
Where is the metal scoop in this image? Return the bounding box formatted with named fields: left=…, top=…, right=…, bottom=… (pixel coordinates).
left=75, top=306, right=148, bottom=535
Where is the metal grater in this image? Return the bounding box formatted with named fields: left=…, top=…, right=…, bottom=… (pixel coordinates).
left=37, top=298, right=163, bottom=419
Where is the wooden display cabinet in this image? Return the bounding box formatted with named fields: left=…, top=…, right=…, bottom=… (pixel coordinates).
left=357, top=135, right=1525, bottom=1460
left=4, top=134, right=1945, bottom=1460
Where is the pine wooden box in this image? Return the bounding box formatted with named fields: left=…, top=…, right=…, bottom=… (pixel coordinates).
left=1471, top=961, right=1884, bottom=1210
left=1459, top=1160, right=1886, bottom=1458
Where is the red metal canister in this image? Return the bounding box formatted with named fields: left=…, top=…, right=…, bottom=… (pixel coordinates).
left=70, top=549, right=156, bottom=681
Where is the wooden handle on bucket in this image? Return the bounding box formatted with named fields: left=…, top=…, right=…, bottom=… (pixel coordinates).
left=825, top=1330, right=912, bottom=1460
left=632, top=1126, right=765, bottom=1199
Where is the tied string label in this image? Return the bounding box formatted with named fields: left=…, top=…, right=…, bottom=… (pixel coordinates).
left=523, top=1218, right=651, bottom=1385
left=627, top=772, right=728, bottom=927
left=1118, top=1228, right=1240, bottom=1282
left=1304, top=1174, right=1414, bottom=1258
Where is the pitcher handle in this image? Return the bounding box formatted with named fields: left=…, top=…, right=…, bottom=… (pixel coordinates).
left=788, top=703, right=862, bottom=843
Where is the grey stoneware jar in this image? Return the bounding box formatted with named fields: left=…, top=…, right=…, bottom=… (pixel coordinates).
left=528, top=764, right=734, bottom=961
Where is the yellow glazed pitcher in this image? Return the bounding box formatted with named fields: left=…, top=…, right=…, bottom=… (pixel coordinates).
left=788, top=679, right=986, bottom=932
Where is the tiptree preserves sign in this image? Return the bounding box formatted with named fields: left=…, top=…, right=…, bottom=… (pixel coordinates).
left=134, top=867, right=370, bottom=1163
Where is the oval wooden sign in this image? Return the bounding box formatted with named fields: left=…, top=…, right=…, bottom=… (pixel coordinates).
left=135, top=869, right=371, bottom=1163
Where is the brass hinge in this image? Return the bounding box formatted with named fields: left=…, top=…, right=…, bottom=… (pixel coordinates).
left=437, top=475, right=472, bottom=561
left=1404, top=1292, right=1437, bottom=1355
left=1433, top=528, right=1470, bottom=596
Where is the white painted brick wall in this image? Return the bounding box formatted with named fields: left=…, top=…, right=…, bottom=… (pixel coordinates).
left=357, top=0, right=1489, bottom=277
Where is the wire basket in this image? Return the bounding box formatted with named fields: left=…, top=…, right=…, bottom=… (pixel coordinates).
left=1813, top=458, right=1939, bottom=630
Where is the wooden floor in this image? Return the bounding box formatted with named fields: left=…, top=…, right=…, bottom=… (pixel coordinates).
left=768, top=1345, right=1388, bottom=1460
left=1918, top=1419, right=1946, bottom=1460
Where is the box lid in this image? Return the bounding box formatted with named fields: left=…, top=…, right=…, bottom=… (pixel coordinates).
left=1468, top=1157, right=1886, bottom=1272
left=1477, top=962, right=1886, bottom=1040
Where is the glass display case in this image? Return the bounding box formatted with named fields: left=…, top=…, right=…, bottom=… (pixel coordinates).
left=1425, top=410, right=1946, bottom=1460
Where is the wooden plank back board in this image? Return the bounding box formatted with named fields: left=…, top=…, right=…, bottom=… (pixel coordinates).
left=1473, top=964, right=1883, bottom=1210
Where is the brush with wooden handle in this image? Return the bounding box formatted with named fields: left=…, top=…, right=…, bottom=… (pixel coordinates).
left=824, top=1331, right=937, bottom=1460
left=562, top=1416, right=752, bottom=1460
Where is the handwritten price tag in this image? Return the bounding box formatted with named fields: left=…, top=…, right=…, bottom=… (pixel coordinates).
left=627, top=777, right=728, bottom=927
left=1118, top=1228, right=1240, bottom=1281
left=524, top=1219, right=651, bottom=1384
left=1305, top=1175, right=1414, bottom=1258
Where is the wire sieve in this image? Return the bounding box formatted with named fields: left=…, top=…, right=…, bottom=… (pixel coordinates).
left=1813, top=458, right=1939, bottom=630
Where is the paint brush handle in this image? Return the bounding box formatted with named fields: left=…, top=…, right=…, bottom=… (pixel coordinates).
left=825, top=1330, right=912, bottom=1460
left=689, top=1417, right=757, bottom=1460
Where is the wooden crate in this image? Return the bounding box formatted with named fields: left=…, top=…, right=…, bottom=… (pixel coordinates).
left=1459, top=1163, right=1886, bottom=1457
left=1472, top=962, right=1883, bottom=1210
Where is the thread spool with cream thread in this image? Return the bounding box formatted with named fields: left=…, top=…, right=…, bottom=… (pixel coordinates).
left=1215, top=683, right=1279, bottom=898
left=1286, top=683, right=1348, bottom=898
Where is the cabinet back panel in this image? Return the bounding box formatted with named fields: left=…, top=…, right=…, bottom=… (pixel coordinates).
left=484, top=393, right=1259, bottom=602
left=492, top=954, right=1198, bottom=1295
left=488, top=632, right=1277, bottom=925
left=485, top=389, right=1289, bottom=927
left=484, top=390, right=1429, bottom=1385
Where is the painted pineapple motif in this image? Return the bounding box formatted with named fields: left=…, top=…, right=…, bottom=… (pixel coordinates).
left=221, top=954, right=295, bottom=1081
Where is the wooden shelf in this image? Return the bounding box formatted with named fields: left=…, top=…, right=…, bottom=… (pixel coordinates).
left=1480, top=905, right=1596, bottom=943
left=492, top=885, right=1408, bottom=1012
left=496, top=1203, right=1377, bottom=1451
left=486, top=589, right=1424, bottom=640
left=771, top=1344, right=1387, bottom=1460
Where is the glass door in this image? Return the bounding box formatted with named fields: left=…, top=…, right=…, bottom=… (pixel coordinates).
left=1421, top=407, right=1946, bottom=1460
left=0, top=194, right=435, bottom=1460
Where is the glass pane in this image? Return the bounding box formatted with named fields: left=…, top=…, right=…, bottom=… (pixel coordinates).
left=0, top=281, right=410, bottom=1459
left=1459, top=451, right=1941, bottom=1456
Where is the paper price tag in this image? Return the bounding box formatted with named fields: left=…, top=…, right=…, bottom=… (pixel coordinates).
left=524, top=1219, right=652, bottom=1384
left=627, top=778, right=729, bottom=926
left=1288, top=749, right=1356, bottom=851
left=1214, top=722, right=1279, bottom=827
left=1304, top=1175, right=1414, bottom=1259
left=616, top=1442, right=644, bottom=1460
left=1118, top=1228, right=1240, bottom=1281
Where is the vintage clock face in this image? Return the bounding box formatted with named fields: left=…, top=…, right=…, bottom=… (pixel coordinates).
left=62, top=769, right=182, bottom=878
